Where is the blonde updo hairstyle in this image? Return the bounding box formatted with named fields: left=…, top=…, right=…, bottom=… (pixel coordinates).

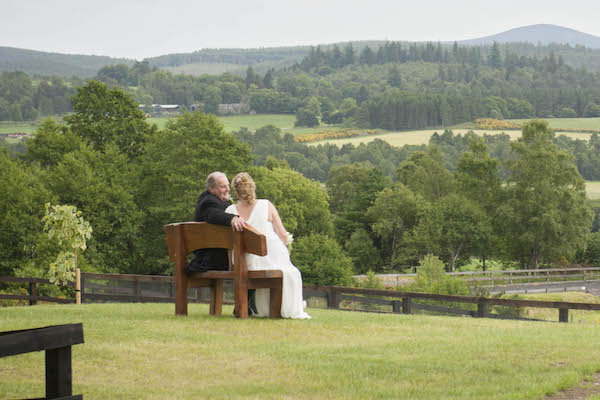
left=232, top=172, right=256, bottom=204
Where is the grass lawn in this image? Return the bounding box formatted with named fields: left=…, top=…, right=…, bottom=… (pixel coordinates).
left=503, top=292, right=600, bottom=325
left=2, top=303, right=600, bottom=399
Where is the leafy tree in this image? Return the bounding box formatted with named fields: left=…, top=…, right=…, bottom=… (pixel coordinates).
left=42, top=203, right=92, bottom=285
left=327, top=164, right=389, bottom=244
left=291, top=233, right=354, bottom=286
left=250, top=166, right=333, bottom=238
left=47, top=144, right=145, bottom=274
left=367, top=183, right=423, bottom=270
left=345, top=228, right=381, bottom=274
left=66, top=80, right=157, bottom=159
left=496, top=120, right=593, bottom=269
left=396, top=147, right=454, bottom=202
left=0, top=147, right=54, bottom=276
left=22, top=118, right=82, bottom=167
left=294, top=107, right=319, bottom=127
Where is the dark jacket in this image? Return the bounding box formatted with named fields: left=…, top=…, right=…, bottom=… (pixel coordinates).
left=188, top=191, right=236, bottom=272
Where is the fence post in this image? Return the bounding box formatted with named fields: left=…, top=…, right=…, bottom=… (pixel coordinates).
left=28, top=281, right=37, bottom=306
left=75, top=268, right=81, bottom=305
left=392, top=300, right=401, bottom=314
left=134, top=277, right=141, bottom=301
left=402, top=296, right=412, bottom=314
left=477, top=298, right=489, bottom=318
left=559, top=307, right=569, bottom=323
left=328, top=287, right=340, bottom=309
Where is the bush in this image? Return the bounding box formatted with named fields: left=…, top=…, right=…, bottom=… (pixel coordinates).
left=291, top=233, right=354, bottom=286
left=406, top=254, right=470, bottom=295
left=358, top=270, right=384, bottom=289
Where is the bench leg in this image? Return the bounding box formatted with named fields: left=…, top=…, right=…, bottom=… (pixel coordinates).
left=210, top=280, right=223, bottom=316
left=269, top=286, right=282, bottom=318
left=175, top=268, right=188, bottom=316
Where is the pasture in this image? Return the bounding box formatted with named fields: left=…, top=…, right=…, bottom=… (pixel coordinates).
left=587, top=181, right=600, bottom=200
left=507, top=117, right=600, bottom=131
left=2, top=303, right=600, bottom=399
left=310, top=128, right=595, bottom=147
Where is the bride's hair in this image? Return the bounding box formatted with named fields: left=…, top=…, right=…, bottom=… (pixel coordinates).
left=232, top=172, right=256, bottom=204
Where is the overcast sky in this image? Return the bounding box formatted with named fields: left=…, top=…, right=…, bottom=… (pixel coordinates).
left=2, top=0, right=600, bottom=60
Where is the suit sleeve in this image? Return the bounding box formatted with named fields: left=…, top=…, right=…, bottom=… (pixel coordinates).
left=204, top=198, right=236, bottom=226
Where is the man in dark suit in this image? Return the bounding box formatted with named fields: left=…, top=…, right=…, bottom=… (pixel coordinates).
left=187, top=171, right=256, bottom=315
left=187, top=171, right=245, bottom=272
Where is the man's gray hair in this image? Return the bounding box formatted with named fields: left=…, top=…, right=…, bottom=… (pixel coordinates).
left=206, top=171, right=227, bottom=190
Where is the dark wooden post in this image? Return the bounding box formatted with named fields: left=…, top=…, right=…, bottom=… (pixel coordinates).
left=46, top=346, right=72, bottom=398
left=29, top=281, right=37, bottom=306
left=133, top=277, right=141, bottom=301
left=79, top=272, right=86, bottom=304
left=402, top=296, right=412, bottom=314
left=392, top=300, right=401, bottom=314
left=477, top=298, right=489, bottom=318
left=328, top=287, right=340, bottom=309
left=559, top=307, right=569, bottom=323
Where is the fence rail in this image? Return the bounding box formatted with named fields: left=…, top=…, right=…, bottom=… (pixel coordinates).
left=6, top=272, right=600, bottom=324
left=0, top=276, right=75, bottom=305
left=361, top=267, right=600, bottom=287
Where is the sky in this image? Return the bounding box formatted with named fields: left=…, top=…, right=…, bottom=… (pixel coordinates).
left=2, top=0, right=600, bottom=61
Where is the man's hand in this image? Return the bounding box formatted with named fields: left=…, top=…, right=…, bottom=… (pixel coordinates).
left=231, top=216, right=246, bottom=231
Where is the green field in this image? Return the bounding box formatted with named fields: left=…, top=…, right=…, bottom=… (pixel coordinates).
left=0, top=121, right=41, bottom=135
left=312, top=128, right=595, bottom=147
left=587, top=181, right=600, bottom=200
left=2, top=302, right=600, bottom=399
left=163, top=63, right=247, bottom=76
left=507, top=117, right=600, bottom=131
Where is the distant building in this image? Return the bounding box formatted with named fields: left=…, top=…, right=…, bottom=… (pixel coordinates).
left=138, top=104, right=183, bottom=114
left=217, top=103, right=251, bottom=114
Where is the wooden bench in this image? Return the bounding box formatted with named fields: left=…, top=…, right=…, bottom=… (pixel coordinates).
left=163, top=222, right=283, bottom=318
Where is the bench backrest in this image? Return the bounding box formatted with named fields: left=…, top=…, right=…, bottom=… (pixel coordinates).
left=163, top=222, right=267, bottom=261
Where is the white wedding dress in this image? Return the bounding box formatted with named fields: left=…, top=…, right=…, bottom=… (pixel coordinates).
left=226, top=199, right=311, bottom=319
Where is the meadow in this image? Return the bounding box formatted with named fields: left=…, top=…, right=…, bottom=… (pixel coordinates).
left=311, top=128, right=595, bottom=147
left=2, top=302, right=600, bottom=399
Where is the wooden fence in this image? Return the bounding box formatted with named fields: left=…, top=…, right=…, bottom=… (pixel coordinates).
left=6, top=272, right=600, bottom=323
left=362, top=267, right=600, bottom=287
left=0, top=276, right=75, bottom=305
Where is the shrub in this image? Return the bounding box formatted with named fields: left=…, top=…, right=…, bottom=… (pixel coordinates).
left=291, top=233, right=354, bottom=286
left=406, top=254, right=470, bottom=296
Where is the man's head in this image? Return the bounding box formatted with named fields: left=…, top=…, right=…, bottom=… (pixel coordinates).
left=206, top=171, right=230, bottom=202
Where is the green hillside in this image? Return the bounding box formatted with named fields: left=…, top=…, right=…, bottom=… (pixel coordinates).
left=0, top=46, right=135, bottom=77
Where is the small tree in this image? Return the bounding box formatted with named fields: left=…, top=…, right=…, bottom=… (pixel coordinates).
left=43, top=203, right=92, bottom=285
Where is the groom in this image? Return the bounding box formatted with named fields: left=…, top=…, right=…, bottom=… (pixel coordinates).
left=187, top=171, right=257, bottom=314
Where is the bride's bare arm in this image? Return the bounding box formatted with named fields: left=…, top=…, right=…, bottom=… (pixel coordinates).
left=268, top=201, right=288, bottom=245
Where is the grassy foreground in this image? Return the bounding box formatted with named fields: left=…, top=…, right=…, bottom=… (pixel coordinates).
left=1, top=303, right=600, bottom=399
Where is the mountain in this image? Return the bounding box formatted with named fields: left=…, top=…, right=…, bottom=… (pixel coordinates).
left=0, top=46, right=135, bottom=77
left=459, top=24, right=600, bottom=49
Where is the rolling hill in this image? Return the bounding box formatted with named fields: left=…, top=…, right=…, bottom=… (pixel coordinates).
left=0, top=46, right=135, bottom=77
left=460, top=24, right=600, bottom=49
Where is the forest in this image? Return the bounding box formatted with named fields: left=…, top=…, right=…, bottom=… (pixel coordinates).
left=1, top=81, right=599, bottom=292
left=3, top=41, right=600, bottom=127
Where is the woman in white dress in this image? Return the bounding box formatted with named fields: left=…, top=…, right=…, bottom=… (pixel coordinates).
left=225, top=173, right=311, bottom=319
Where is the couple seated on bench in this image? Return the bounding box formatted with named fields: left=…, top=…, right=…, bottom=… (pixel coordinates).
left=187, top=171, right=311, bottom=320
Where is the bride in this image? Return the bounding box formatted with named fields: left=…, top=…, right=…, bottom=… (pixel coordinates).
left=225, top=173, right=311, bottom=319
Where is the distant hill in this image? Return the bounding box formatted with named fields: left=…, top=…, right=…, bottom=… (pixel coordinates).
left=0, top=46, right=135, bottom=77
left=459, top=24, right=600, bottom=49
